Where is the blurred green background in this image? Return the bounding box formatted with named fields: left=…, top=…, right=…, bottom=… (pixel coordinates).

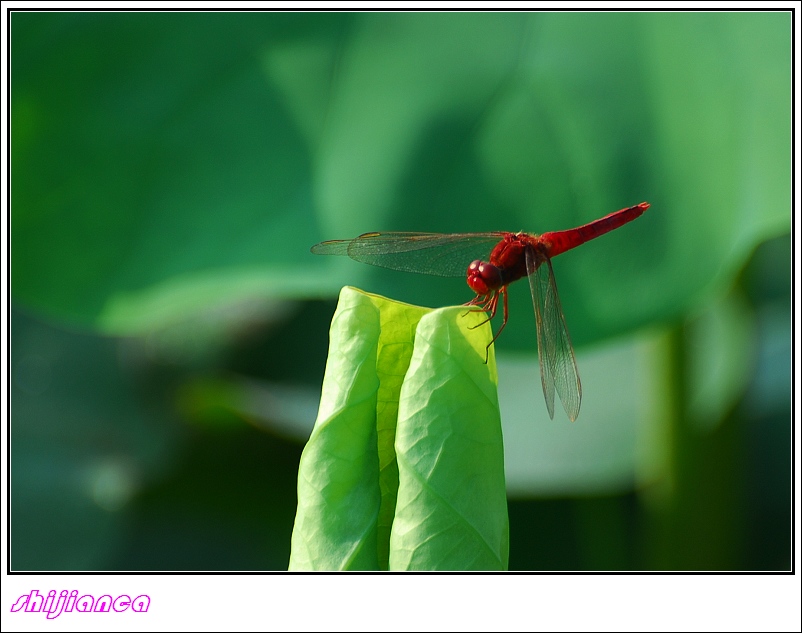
left=11, top=11, right=790, bottom=570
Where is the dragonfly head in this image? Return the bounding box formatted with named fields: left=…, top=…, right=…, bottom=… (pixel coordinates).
left=467, top=260, right=503, bottom=295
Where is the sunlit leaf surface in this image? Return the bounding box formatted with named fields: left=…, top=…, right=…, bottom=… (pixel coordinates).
left=290, top=288, right=507, bottom=570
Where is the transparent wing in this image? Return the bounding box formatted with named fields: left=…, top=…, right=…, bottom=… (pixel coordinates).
left=526, top=247, right=582, bottom=422
left=311, top=232, right=506, bottom=278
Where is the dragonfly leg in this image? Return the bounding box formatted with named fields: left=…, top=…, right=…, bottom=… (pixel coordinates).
left=467, top=291, right=499, bottom=330
left=463, top=296, right=483, bottom=311
left=463, top=292, right=492, bottom=320
left=481, top=287, right=508, bottom=362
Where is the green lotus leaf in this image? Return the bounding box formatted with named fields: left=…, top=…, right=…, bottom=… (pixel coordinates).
left=390, top=305, right=508, bottom=571
left=289, top=287, right=507, bottom=570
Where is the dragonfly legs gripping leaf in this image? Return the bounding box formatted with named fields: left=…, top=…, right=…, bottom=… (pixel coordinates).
left=462, top=286, right=510, bottom=363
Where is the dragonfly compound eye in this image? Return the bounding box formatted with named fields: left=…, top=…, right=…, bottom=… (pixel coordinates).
left=467, top=260, right=503, bottom=294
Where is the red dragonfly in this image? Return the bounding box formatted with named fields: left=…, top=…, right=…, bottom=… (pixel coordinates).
left=311, top=202, right=649, bottom=421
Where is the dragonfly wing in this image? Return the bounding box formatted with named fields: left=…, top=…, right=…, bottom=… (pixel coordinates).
left=312, top=232, right=505, bottom=278
left=527, top=247, right=556, bottom=419
left=526, top=247, right=582, bottom=422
